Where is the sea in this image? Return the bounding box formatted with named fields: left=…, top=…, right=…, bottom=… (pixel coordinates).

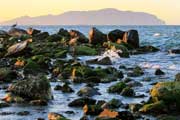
left=0, top=25, right=180, bottom=120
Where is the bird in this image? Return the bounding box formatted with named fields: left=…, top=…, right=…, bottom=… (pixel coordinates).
left=11, top=22, right=17, bottom=28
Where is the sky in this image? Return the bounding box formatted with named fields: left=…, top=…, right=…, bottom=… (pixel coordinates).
left=0, top=0, right=179, bottom=25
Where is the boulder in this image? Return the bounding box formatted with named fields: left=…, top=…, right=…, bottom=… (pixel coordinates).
left=89, top=27, right=107, bottom=45
left=139, top=101, right=167, bottom=114
left=96, top=109, right=119, bottom=120
left=120, top=87, right=135, bottom=97
left=102, top=99, right=123, bottom=109
left=168, top=49, right=180, bottom=54
left=68, top=97, right=96, bottom=107
left=75, top=45, right=98, bottom=56
left=155, top=69, right=165, bottom=75
left=83, top=104, right=103, bottom=115
left=108, top=82, right=127, bottom=94
left=48, top=112, right=70, bottom=120
left=47, top=34, right=62, bottom=42
left=54, top=83, right=74, bottom=93
left=0, top=68, right=17, bottom=82
left=126, top=30, right=139, bottom=48
left=33, top=32, right=49, bottom=41
left=69, top=30, right=88, bottom=43
left=127, top=66, right=144, bottom=77
left=8, top=28, right=28, bottom=37
left=150, top=81, right=180, bottom=110
left=86, top=57, right=112, bottom=65
left=77, top=86, right=101, bottom=97
left=58, top=28, right=70, bottom=39
left=27, top=28, right=41, bottom=36
left=7, top=75, right=52, bottom=101
left=107, top=29, right=125, bottom=43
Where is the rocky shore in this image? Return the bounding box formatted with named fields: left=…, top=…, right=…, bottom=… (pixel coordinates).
left=0, top=26, right=179, bottom=120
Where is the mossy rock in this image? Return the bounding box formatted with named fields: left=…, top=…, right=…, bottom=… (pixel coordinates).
left=24, top=59, right=42, bottom=74
left=150, top=81, right=180, bottom=110
left=75, top=45, right=98, bottom=56
left=108, top=82, right=127, bottom=94
left=139, top=101, right=166, bottom=113
left=54, top=50, right=68, bottom=58
left=120, top=87, right=135, bottom=97
left=0, top=68, right=17, bottom=82
left=8, top=75, right=52, bottom=101
left=127, top=66, right=144, bottom=77
left=47, top=34, right=63, bottom=41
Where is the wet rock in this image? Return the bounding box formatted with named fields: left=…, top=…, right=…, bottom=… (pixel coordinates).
left=2, top=93, right=25, bottom=103
left=33, top=32, right=49, bottom=41
left=127, top=66, right=144, bottom=77
left=54, top=50, right=67, bottom=58
left=126, top=81, right=143, bottom=87
left=108, top=29, right=125, bottom=43
left=69, top=30, right=88, bottom=43
left=96, top=109, right=119, bottom=120
left=77, top=86, right=101, bottom=97
left=117, top=111, right=135, bottom=120
left=83, top=104, right=103, bottom=115
left=68, top=97, right=96, bottom=107
left=58, top=28, right=70, bottom=38
left=175, top=73, right=180, bottom=81
left=75, top=45, right=98, bottom=56
left=27, top=28, right=41, bottom=36
left=0, top=68, right=17, bottom=82
left=64, top=111, right=75, bottom=114
left=17, top=111, right=30, bottom=116
left=108, top=82, right=127, bottom=94
left=23, top=59, right=44, bottom=75
left=131, top=45, right=159, bottom=54
left=54, top=83, right=74, bottom=93
left=120, top=87, right=135, bottom=97
left=0, top=112, right=15, bottom=116
left=30, top=99, right=48, bottom=106
left=103, top=42, right=130, bottom=58
left=86, top=57, right=112, bottom=65
left=47, top=34, right=63, bottom=42
left=139, top=101, right=167, bottom=114
left=150, top=81, right=180, bottom=110
left=157, top=114, right=180, bottom=120
left=48, top=112, right=70, bottom=120
left=8, top=27, right=28, bottom=37
left=168, top=49, right=180, bottom=54
left=0, top=102, right=10, bottom=108
left=85, top=76, right=101, bottom=83
left=102, top=99, right=123, bottom=109
left=7, top=75, right=52, bottom=101
left=5, top=39, right=32, bottom=57
left=129, top=103, right=142, bottom=112
left=80, top=115, right=90, bottom=120
left=155, top=69, right=165, bottom=75
left=89, top=27, right=107, bottom=45
left=126, top=30, right=139, bottom=48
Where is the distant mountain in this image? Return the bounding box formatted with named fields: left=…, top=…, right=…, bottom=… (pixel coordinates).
left=0, top=8, right=165, bottom=25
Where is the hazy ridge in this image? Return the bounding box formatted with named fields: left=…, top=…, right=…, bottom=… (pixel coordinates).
left=0, top=8, right=165, bottom=25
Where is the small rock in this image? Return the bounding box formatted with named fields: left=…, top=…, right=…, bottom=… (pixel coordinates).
left=68, top=97, right=96, bottom=107
left=120, top=87, right=135, bottom=97
left=48, top=112, right=69, bottom=120
left=155, top=69, right=165, bottom=75
left=77, top=86, right=101, bottom=97
left=30, top=99, right=48, bottom=106
left=17, top=111, right=30, bottom=116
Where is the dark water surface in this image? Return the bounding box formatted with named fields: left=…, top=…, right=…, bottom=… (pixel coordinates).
left=0, top=26, right=180, bottom=120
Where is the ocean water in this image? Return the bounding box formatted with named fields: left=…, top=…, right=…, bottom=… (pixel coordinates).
left=0, top=25, right=180, bottom=120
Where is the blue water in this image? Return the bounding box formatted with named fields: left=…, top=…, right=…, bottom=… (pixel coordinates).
left=0, top=26, right=180, bottom=120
